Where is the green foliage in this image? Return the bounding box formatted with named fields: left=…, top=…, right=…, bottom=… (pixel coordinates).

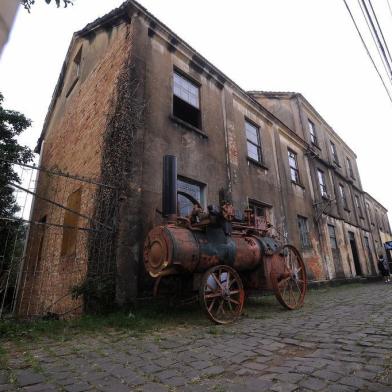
left=0, top=92, right=33, bottom=218
left=0, top=92, right=33, bottom=311
left=71, top=273, right=115, bottom=313
left=21, top=0, right=73, bottom=12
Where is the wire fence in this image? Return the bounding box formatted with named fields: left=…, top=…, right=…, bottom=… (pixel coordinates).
left=0, top=161, right=117, bottom=319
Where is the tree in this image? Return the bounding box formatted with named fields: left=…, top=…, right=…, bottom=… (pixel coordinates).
left=21, top=0, right=73, bottom=12
left=0, top=92, right=33, bottom=311
left=0, top=92, right=33, bottom=219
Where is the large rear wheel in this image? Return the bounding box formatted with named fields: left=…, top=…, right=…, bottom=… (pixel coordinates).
left=271, top=244, right=307, bottom=310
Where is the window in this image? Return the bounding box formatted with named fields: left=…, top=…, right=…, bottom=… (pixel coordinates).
left=245, top=120, right=262, bottom=163
left=366, top=202, right=374, bottom=225
left=173, top=71, right=201, bottom=129
left=346, top=157, right=354, bottom=178
left=177, top=177, right=205, bottom=217
left=330, top=141, right=339, bottom=165
left=317, top=169, right=328, bottom=198
left=339, top=184, right=348, bottom=210
left=364, top=236, right=371, bottom=251
left=288, top=149, right=300, bottom=184
left=308, top=120, right=318, bottom=145
left=328, top=224, right=337, bottom=249
left=298, top=216, right=311, bottom=249
left=61, top=188, right=82, bottom=256
left=66, top=47, right=82, bottom=97
left=248, top=200, right=271, bottom=229
left=355, top=195, right=363, bottom=217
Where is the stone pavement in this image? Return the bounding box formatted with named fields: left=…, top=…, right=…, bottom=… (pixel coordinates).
left=1, top=282, right=392, bottom=391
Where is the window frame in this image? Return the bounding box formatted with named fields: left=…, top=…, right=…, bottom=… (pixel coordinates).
left=328, top=224, right=338, bottom=249
left=288, top=149, right=301, bottom=184
left=330, top=141, right=339, bottom=165
left=172, top=69, right=202, bottom=130
left=297, top=215, right=311, bottom=249
left=245, top=118, right=263, bottom=164
left=346, top=157, right=355, bottom=179
left=173, top=70, right=201, bottom=109
left=317, top=169, right=328, bottom=198
left=355, top=194, right=363, bottom=218
left=308, top=119, right=318, bottom=146
left=176, top=176, right=205, bottom=217
left=339, top=183, right=348, bottom=210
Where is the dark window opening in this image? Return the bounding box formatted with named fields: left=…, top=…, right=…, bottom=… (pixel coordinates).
left=173, top=95, right=201, bottom=128
left=173, top=71, right=201, bottom=129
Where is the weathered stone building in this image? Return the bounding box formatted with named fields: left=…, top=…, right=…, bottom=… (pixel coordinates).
left=18, top=0, right=391, bottom=315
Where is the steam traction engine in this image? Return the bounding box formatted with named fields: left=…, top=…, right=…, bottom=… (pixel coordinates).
left=143, top=156, right=307, bottom=324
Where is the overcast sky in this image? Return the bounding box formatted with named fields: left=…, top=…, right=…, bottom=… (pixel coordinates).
left=0, top=0, right=391, bottom=219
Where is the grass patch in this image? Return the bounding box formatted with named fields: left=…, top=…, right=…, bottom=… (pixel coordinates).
left=0, top=302, right=207, bottom=343
left=0, top=282, right=376, bottom=344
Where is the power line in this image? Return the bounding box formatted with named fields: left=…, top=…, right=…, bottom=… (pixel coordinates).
left=387, top=0, right=392, bottom=20
left=363, top=0, right=392, bottom=78
left=358, top=0, right=392, bottom=80
left=342, top=0, right=392, bottom=104
left=368, top=1, right=392, bottom=69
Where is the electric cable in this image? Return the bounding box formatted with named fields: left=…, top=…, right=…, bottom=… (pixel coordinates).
left=342, top=0, right=392, bottom=103
left=359, top=0, right=392, bottom=80
left=362, top=0, right=392, bottom=78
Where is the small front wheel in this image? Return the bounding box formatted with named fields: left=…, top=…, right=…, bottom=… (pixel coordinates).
left=199, top=265, right=245, bottom=324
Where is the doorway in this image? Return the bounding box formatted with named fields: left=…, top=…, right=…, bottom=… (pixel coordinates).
left=349, top=231, right=362, bottom=276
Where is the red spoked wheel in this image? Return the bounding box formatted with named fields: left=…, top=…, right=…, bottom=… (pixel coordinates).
left=199, top=265, right=245, bottom=324
left=271, top=244, right=307, bottom=310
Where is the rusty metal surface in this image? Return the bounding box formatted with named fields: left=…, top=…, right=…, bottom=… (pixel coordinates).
left=143, top=197, right=308, bottom=323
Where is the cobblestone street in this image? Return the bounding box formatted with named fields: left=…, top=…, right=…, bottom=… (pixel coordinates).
left=1, top=282, right=392, bottom=392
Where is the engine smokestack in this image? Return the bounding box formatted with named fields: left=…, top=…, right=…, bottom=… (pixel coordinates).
left=162, top=155, right=177, bottom=220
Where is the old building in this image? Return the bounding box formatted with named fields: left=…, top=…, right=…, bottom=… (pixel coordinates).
left=16, top=0, right=392, bottom=316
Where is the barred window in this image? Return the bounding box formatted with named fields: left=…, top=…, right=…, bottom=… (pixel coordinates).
left=288, top=149, right=300, bottom=183
left=245, top=120, right=262, bottom=163
left=298, top=216, right=311, bottom=248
